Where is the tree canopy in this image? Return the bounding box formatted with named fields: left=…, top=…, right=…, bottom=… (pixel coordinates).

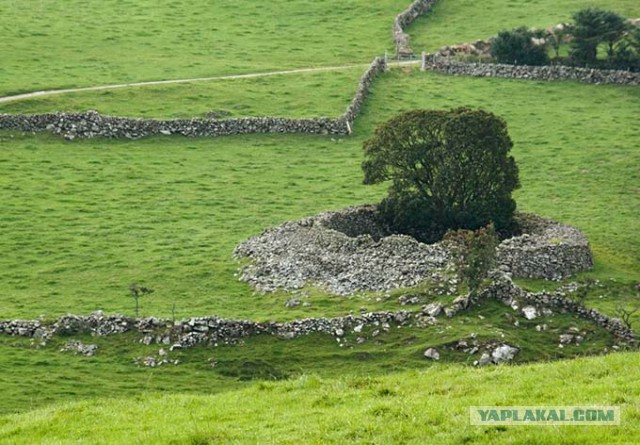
left=362, top=108, right=520, bottom=243
left=570, top=8, right=628, bottom=65
left=490, top=27, right=549, bottom=66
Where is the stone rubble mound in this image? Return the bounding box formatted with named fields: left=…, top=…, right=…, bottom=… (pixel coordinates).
left=235, top=206, right=594, bottom=295
left=234, top=206, right=450, bottom=295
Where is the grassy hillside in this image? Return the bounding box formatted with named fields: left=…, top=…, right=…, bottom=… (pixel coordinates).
left=1, top=69, right=638, bottom=320
left=0, top=0, right=404, bottom=96
left=0, top=296, right=625, bottom=416
left=2, top=352, right=638, bottom=444
left=0, top=68, right=365, bottom=118
left=409, top=0, right=640, bottom=51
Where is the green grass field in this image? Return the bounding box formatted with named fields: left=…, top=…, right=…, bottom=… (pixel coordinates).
left=409, top=0, right=640, bottom=51
left=1, top=0, right=639, bottom=442
left=0, top=0, right=404, bottom=96
left=0, top=68, right=365, bottom=118
left=2, top=352, right=639, bottom=444
left=1, top=69, right=638, bottom=320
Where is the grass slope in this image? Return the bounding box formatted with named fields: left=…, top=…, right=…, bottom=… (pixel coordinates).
left=0, top=68, right=365, bottom=119
left=1, top=352, right=638, bottom=444
left=409, top=0, right=640, bottom=51
left=0, top=0, right=405, bottom=96
left=1, top=69, right=638, bottom=320
left=0, top=296, right=623, bottom=416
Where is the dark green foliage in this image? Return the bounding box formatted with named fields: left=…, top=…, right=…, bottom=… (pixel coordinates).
left=362, top=108, right=520, bottom=243
left=445, top=224, right=499, bottom=298
left=570, top=8, right=629, bottom=66
left=490, top=27, right=549, bottom=66
left=612, top=27, right=640, bottom=71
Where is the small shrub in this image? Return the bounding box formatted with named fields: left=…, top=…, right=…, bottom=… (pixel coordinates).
left=490, top=27, right=550, bottom=66
left=445, top=224, right=499, bottom=299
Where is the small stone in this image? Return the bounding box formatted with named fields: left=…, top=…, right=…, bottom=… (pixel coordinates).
left=424, top=348, right=440, bottom=360
left=476, top=353, right=492, bottom=366
left=422, top=303, right=443, bottom=317
left=522, top=306, right=538, bottom=320
left=491, top=344, right=519, bottom=363
left=559, top=334, right=574, bottom=345
left=285, top=297, right=301, bottom=308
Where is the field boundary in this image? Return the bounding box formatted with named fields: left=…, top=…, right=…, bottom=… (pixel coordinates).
left=0, top=58, right=391, bottom=139
left=421, top=53, right=640, bottom=85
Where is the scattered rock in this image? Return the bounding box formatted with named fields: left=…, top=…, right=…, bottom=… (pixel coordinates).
left=522, top=306, right=538, bottom=320
left=60, top=340, right=97, bottom=357
left=424, top=347, right=440, bottom=360
left=491, top=344, right=519, bottom=363
left=422, top=302, right=443, bottom=317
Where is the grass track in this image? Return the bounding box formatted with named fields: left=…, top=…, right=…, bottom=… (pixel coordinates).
left=0, top=68, right=364, bottom=118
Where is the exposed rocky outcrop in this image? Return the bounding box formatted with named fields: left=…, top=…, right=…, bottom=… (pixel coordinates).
left=422, top=54, right=640, bottom=85
left=235, top=206, right=594, bottom=295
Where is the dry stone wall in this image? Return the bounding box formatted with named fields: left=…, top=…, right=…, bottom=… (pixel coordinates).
left=422, top=54, right=640, bottom=85
left=393, top=0, right=436, bottom=57
left=0, top=309, right=415, bottom=349
left=480, top=271, right=636, bottom=342
left=0, top=58, right=387, bottom=140
left=1, top=275, right=634, bottom=353
left=497, top=214, right=594, bottom=280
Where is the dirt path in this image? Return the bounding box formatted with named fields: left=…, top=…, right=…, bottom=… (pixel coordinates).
left=0, top=60, right=420, bottom=104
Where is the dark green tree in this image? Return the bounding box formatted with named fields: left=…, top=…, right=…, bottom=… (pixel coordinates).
left=612, top=27, right=640, bottom=71
left=570, top=8, right=627, bottom=66
left=362, top=108, right=520, bottom=243
left=490, top=27, right=549, bottom=66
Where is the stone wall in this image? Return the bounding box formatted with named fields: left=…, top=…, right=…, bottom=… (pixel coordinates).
left=1, top=274, right=634, bottom=351
left=234, top=206, right=450, bottom=295
left=480, top=271, right=636, bottom=342
left=0, top=309, right=414, bottom=349
left=0, top=58, right=387, bottom=140
left=421, top=54, right=640, bottom=85
left=393, top=0, right=436, bottom=57
left=497, top=213, right=594, bottom=280
left=340, top=57, right=386, bottom=132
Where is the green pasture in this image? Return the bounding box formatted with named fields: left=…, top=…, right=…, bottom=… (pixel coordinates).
left=0, top=0, right=404, bottom=96
left=2, top=351, right=638, bottom=444
left=1, top=69, right=638, bottom=320
left=0, top=0, right=639, bottom=441
left=410, top=0, right=640, bottom=51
